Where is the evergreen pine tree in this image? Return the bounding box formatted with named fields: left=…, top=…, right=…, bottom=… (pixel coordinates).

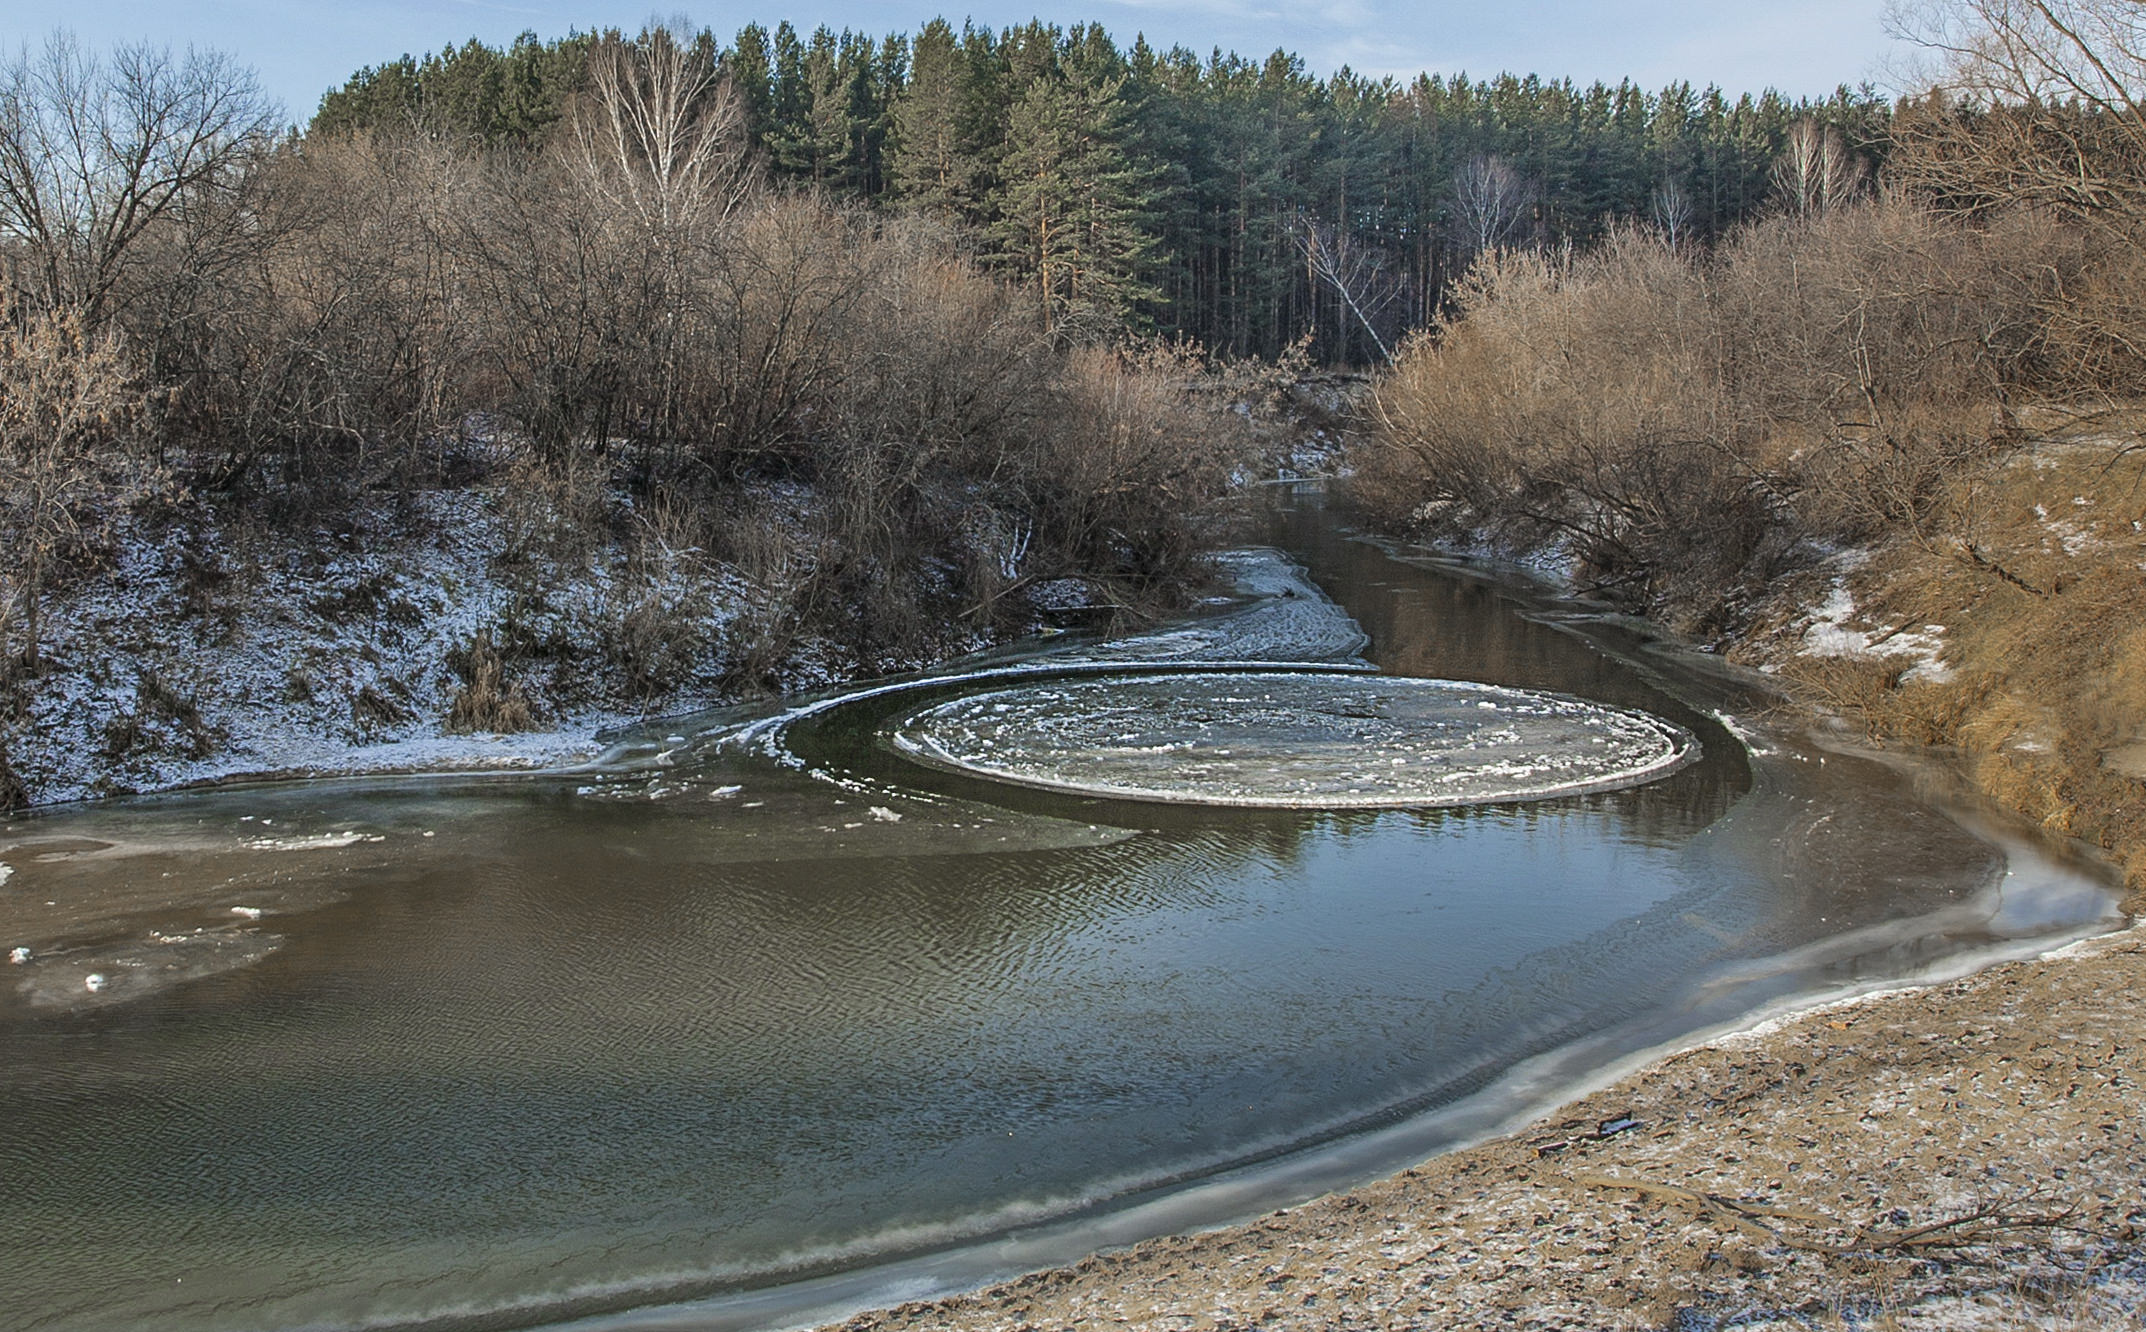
left=991, top=60, right=1160, bottom=334
left=890, top=19, right=968, bottom=214
left=727, top=24, right=775, bottom=152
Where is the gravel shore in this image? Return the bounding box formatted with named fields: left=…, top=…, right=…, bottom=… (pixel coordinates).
left=827, top=925, right=2145, bottom=1331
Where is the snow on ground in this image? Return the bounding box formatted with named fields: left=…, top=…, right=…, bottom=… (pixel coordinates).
left=7, top=502, right=1324, bottom=810
left=1797, top=573, right=1952, bottom=683
left=7, top=490, right=760, bottom=805
left=1049, top=548, right=1369, bottom=665
left=2032, top=498, right=2107, bottom=558
left=1403, top=500, right=1583, bottom=586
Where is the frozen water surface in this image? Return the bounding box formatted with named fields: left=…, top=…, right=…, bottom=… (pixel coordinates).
left=890, top=672, right=1695, bottom=807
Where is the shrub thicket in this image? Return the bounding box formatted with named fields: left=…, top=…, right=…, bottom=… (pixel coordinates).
left=1354, top=200, right=2093, bottom=634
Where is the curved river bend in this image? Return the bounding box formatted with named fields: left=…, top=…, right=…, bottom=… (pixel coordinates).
left=0, top=487, right=2124, bottom=1332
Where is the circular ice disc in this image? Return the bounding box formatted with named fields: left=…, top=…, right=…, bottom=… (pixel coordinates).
left=886, top=672, right=1696, bottom=808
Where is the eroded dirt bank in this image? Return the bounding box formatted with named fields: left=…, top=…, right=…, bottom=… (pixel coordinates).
left=824, top=927, right=2144, bottom=1331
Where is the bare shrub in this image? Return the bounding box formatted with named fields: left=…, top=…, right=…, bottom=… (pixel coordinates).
left=149, top=130, right=489, bottom=500
left=495, top=443, right=611, bottom=564
left=1358, top=199, right=2085, bottom=632
left=0, top=294, right=163, bottom=668
left=1718, top=202, right=2077, bottom=542
left=1022, top=343, right=1251, bottom=600
left=1888, top=0, right=2146, bottom=227
left=350, top=682, right=410, bottom=734
left=1358, top=231, right=1762, bottom=619
left=675, top=195, right=879, bottom=476
left=603, top=494, right=729, bottom=698
left=712, top=496, right=835, bottom=691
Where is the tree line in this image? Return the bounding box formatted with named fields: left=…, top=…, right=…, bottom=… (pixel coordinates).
left=314, top=20, right=1891, bottom=362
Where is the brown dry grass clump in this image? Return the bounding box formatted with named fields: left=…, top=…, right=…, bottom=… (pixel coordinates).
left=445, top=631, right=539, bottom=734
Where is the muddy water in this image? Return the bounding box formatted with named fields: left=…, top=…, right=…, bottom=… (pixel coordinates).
left=0, top=487, right=2123, bottom=1332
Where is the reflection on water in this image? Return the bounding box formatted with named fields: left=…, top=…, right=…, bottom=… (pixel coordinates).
left=0, top=487, right=2124, bottom=1332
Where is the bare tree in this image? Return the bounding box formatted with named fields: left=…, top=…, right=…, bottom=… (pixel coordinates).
left=1453, top=155, right=1531, bottom=255
left=1295, top=216, right=1405, bottom=363
left=552, top=27, right=759, bottom=460
left=1888, top=0, right=2146, bottom=221
left=1649, top=176, right=1696, bottom=249
left=1772, top=119, right=1871, bottom=218
left=569, top=26, right=752, bottom=238
left=0, top=31, right=276, bottom=323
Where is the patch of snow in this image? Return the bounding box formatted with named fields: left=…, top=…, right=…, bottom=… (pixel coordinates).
left=0, top=862, right=11, bottom=887
left=1706, top=710, right=1778, bottom=758
left=2031, top=498, right=2105, bottom=556
left=2, top=489, right=795, bottom=806
left=1797, top=578, right=1951, bottom=681
left=1051, top=548, right=1368, bottom=666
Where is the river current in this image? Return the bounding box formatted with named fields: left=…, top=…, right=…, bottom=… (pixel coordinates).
left=0, top=487, right=2124, bottom=1331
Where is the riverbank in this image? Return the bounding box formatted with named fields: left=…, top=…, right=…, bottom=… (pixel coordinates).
left=824, top=922, right=2144, bottom=1331
left=799, top=451, right=2146, bottom=1329
left=9, top=464, right=2135, bottom=1329
left=1741, top=428, right=2146, bottom=921
left=0, top=365, right=1345, bottom=810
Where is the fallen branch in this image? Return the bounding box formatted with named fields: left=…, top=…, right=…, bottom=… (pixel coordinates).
left=1575, top=1174, right=1840, bottom=1253
left=1957, top=541, right=2051, bottom=596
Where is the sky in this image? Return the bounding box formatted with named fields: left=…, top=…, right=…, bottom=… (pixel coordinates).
left=0, top=1, right=1914, bottom=128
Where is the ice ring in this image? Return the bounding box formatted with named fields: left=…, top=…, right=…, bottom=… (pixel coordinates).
left=886, top=672, right=1698, bottom=808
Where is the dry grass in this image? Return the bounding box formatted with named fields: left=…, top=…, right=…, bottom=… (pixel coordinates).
left=1773, top=440, right=2146, bottom=907
left=445, top=630, right=539, bottom=734
left=0, top=738, right=27, bottom=811
left=97, top=672, right=218, bottom=764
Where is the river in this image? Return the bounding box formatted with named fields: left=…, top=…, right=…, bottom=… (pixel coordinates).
left=0, top=486, right=2123, bottom=1332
